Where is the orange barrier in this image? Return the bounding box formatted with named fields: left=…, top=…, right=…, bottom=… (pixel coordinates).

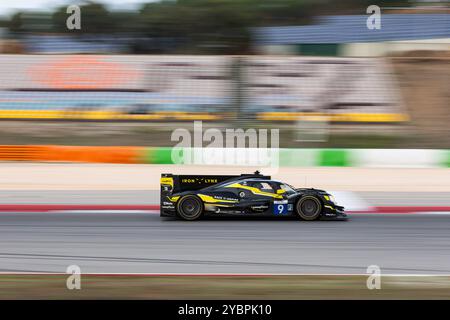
left=0, top=145, right=44, bottom=161
left=0, top=145, right=144, bottom=164
left=37, top=145, right=144, bottom=164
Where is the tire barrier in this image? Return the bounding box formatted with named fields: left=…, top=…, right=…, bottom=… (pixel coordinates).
left=0, top=145, right=44, bottom=161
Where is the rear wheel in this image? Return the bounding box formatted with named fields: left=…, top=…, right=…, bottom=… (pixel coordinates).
left=295, top=196, right=322, bottom=221
left=176, top=195, right=203, bottom=221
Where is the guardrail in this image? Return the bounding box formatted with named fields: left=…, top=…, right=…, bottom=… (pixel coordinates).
left=0, top=145, right=448, bottom=168
left=0, top=110, right=408, bottom=122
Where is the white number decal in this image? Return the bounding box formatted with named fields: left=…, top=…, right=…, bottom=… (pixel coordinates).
left=273, top=202, right=287, bottom=214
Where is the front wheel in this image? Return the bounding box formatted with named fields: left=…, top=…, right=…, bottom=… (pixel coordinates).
left=176, top=195, right=203, bottom=221
left=295, top=196, right=322, bottom=221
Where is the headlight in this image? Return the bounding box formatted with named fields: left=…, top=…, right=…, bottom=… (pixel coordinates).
left=328, top=195, right=336, bottom=204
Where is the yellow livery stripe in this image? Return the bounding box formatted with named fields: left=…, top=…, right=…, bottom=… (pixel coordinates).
left=224, top=183, right=283, bottom=199
left=197, top=194, right=238, bottom=203
left=160, top=177, right=174, bottom=188
left=168, top=196, right=180, bottom=202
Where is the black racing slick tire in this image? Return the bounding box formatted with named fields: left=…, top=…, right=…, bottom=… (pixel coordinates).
left=176, top=195, right=203, bottom=221
left=295, top=196, right=322, bottom=221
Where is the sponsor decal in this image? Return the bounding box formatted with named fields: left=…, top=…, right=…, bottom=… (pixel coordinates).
left=251, top=205, right=269, bottom=212
left=181, top=178, right=218, bottom=184
left=29, top=56, right=140, bottom=90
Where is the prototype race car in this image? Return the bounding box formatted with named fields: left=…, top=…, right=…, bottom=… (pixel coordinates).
left=160, top=171, right=346, bottom=221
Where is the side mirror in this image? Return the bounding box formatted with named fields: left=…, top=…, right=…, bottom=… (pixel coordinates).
left=276, top=189, right=285, bottom=195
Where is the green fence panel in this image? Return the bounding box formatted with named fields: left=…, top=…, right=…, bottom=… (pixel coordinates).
left=318, top=149, right=351, bottom=167
left=442, top=150, right=450, bottom=168
left=143, top=147, right=176, bottom=164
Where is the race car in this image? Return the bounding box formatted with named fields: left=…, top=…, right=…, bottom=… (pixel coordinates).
left=160, top=171, right=346, bottom=221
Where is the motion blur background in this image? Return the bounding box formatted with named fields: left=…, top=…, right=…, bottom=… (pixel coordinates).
left=0, top=0, right=447, bottom=150
left=0, top=1, right=450, bottom=299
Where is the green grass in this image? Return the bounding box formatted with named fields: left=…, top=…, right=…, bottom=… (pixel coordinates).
left=1, top=275, right=450, bottom=299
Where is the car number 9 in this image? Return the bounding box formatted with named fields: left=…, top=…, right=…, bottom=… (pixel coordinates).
left=274, top=203, right=287, bottom=215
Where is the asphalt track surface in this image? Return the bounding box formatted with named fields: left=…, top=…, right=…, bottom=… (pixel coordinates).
left=1, top=211, right=450, bottom=274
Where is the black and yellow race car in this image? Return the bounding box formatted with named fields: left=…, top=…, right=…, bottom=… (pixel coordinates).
left=160, top=171, right=346, bottom=221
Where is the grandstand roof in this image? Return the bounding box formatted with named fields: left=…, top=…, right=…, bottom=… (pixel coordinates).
left=254, top=14, right=450, bottom=45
